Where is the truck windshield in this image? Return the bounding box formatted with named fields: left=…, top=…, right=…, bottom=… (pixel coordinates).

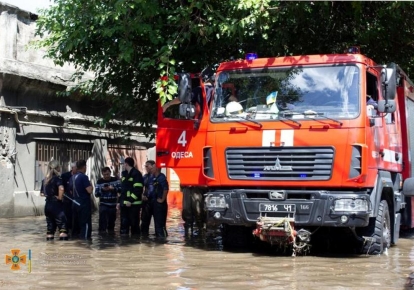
left=211, top=65, right=360, bottom=122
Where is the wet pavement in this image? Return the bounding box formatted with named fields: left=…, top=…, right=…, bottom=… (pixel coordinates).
left=1, top=207, right=414, bottom=290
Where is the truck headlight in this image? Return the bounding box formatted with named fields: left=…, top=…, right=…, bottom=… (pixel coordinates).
left=334, top=198, right=369, bottom=212
left=205, top=195, right=227, bottom=209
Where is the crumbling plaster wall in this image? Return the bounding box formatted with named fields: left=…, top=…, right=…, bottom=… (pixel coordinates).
left=0, top=3, right=154, bottom=217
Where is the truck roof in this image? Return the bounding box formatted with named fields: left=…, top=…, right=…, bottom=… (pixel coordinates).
left=217, top=53, right=378, bottom=71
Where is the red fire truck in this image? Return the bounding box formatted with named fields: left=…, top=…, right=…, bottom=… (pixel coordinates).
left=156, top=50, right=414, bottom=255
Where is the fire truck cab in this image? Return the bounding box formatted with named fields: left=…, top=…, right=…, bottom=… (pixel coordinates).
left=156, top=52, right=414, bottom=255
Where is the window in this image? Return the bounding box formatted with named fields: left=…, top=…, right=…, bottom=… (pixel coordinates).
left=212, top=65, right=361, bottom=121
left=35, top=141, right=92, bottom=190
left=107, top=144, right=148, bottom=178
left=163, top=77, right=202, bottom=119
left=366, top=72, right=379, bottom=103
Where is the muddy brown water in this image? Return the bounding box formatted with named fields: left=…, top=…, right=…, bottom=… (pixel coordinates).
left=1, top=207, right=414, bottom=290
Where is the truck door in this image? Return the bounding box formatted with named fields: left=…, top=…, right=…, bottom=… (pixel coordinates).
left=384, top=105, right=403, bottom=171
left=366, top=70, right=402, bottom=171
left=156, top=75, right=209, bottom=186
left=366, top=71, right=383, bottom=169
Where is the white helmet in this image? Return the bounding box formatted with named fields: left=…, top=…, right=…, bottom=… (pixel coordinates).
left=225, top=101, right=243, bottom=116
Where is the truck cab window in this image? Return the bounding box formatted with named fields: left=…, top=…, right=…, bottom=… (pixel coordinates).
left=366, top=72, right=379, bottom=116
left=163, top=77, right=202, bottom=120
left=366, top=72, right=379, bottom=103
left=212, top=65, right=361, bottom=121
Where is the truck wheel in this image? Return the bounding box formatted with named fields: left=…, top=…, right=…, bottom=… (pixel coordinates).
left=182, top=187, right=192, bottom=232
left=182, top=187, right=205, bottom=236
left=359, top=200, right=391, bottom=255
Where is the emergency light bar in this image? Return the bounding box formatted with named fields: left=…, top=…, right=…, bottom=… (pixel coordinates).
left=348, top=46, right=360, bottom=54
left=246, top=53, right=258, bottom=60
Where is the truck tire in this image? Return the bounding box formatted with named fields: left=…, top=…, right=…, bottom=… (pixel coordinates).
left=359, top=199, right=391, bottom=255
left=182, top=187, right=205, bottom=236
left=182, top=187, right=192, bottom=230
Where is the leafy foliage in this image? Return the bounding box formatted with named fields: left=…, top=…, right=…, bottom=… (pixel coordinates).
left=36, top=1, right=414, bottom=138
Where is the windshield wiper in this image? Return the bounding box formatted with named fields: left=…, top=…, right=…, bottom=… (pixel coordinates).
left=303, top=110, right=343, bottom=126
left=279, top=111, right=302, bottom=127
left=235, top=115, right=263, bottom=128
left=215, top=110, right=263, bottom=128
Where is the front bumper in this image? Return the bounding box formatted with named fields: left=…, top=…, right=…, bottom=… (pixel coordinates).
left=205, top=189, right=371, bottom=228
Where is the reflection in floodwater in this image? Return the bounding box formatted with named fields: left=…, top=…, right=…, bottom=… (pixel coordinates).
left=1, top=207, right=414, bottom=289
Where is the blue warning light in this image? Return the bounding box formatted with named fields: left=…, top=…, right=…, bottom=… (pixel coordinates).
left=246, top=53, right=258, bottom=60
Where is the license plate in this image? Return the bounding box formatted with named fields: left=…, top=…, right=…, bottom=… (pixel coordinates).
left=259, top=203, right=296, bottom=212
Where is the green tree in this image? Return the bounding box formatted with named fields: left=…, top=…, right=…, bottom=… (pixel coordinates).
left=36, top=1, right=414, bottom=138
left=36, top=0, right=275, bottom=137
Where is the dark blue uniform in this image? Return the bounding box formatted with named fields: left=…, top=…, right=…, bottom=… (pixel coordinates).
left=95, top=177, right=119, bottom=233
left=367, top=96, right=378, bottom=109
left=41, top=176, right=67, bottom=237
left=140, top=173, right=155, bottom=236
left=69, top=172, right=92, bottom=240
left=61, top=171, right=74, bottom=235
left=153, top=173, right=169, bottom=237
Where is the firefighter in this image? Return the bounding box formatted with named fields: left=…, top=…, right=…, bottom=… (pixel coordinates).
left=69, top=159, right=93, bottom=240
left=140, top=160, right=156, bottom=237
left=366, top=95, right=378, bottom=109
left=40, top=160, right=68, bottom=241
left=119, top=157, right=144, bottom=236
left=152, top=165, right=169, bottom=238
left=61, top=162, right=77, bottom=237
left=95, top=167, right=120, bottom=234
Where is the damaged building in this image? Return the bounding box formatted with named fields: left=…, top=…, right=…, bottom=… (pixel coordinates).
left=0, top=3, right=154, bottom=217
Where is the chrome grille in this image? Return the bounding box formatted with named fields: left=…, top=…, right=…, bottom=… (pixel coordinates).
left=226, top=147, right=334, bottom=180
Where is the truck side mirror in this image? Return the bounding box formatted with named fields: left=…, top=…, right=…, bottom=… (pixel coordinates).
left=381, top=64, right=397, bottom=100
left=377, top=100, right=396, bottom=113
left=178, top=73, right=192, bottom=103
left=403, top=177, right=414, bottom=197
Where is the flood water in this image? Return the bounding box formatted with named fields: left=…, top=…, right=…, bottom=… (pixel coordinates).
left=1, top=207, right=414, bottom=290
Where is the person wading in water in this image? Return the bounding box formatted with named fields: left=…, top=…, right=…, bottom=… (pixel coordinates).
left=40, top=160, right=68, bottom=241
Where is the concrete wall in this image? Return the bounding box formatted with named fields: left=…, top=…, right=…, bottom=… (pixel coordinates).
left=0, top=111, right=15, bottom=217
left=0, top=3, right=81, bottom=86
left=0, top=3, right=154, bottom=217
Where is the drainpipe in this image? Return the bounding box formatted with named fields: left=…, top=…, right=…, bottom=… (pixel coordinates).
left=0, top=107, right=146, bottom=137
